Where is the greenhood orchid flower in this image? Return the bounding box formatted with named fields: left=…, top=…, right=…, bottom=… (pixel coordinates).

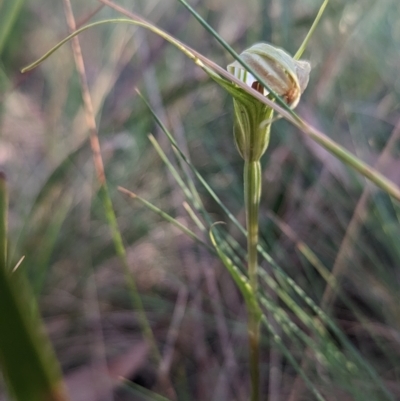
left=225, top=44, right=311, bottom=401
left=227, top=43, right=311, bottom=161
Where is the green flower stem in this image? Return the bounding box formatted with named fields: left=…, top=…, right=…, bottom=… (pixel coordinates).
left=244, top=161, right=261, bottom=299
left=244, top=160, right=262, bottom=401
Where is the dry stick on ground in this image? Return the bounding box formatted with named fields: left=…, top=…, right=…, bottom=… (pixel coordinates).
left=287, top=117, right=400, bottom=401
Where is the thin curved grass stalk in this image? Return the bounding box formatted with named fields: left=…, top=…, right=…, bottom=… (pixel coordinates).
left=21, top=17, right=400, bottom=201
left=294, top=0, right=330, bottom=60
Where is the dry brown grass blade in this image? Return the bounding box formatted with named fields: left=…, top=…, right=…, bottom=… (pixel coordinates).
left=62, top=0, right=106, bottom=185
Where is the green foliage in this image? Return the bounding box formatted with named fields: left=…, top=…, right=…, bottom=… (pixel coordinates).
left=2, top=1, right=400, bottom=400
left=0, top=175, right=69, bottom=401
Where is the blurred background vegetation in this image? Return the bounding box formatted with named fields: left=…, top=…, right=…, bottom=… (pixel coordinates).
left=1, top=0, right=400, bottom=400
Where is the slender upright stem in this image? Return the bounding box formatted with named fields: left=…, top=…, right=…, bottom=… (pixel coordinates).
left=244, top=160, right=262, bottom=401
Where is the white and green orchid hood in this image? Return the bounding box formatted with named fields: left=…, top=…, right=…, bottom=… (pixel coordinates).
left=226, top=43, right=311, bottom=161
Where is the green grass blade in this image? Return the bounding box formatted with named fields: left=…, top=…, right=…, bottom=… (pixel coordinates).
left=294, top=0, right=330, bottom=60
left=209, top=227, right=261, bottom=321
left=0, top=173, right=69, bottom=401
left=32, top=196, right=73, bottom=296
left=147, top=134, right=198, bottom=207
left=98, top=183, right=162, bottom=364
left=118, top=186, right=212, bottom=252
left=0, top=0, right=24, bottom=56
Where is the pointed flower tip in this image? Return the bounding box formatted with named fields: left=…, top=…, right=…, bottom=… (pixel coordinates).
left=227, top=42, right=311, bottom=108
